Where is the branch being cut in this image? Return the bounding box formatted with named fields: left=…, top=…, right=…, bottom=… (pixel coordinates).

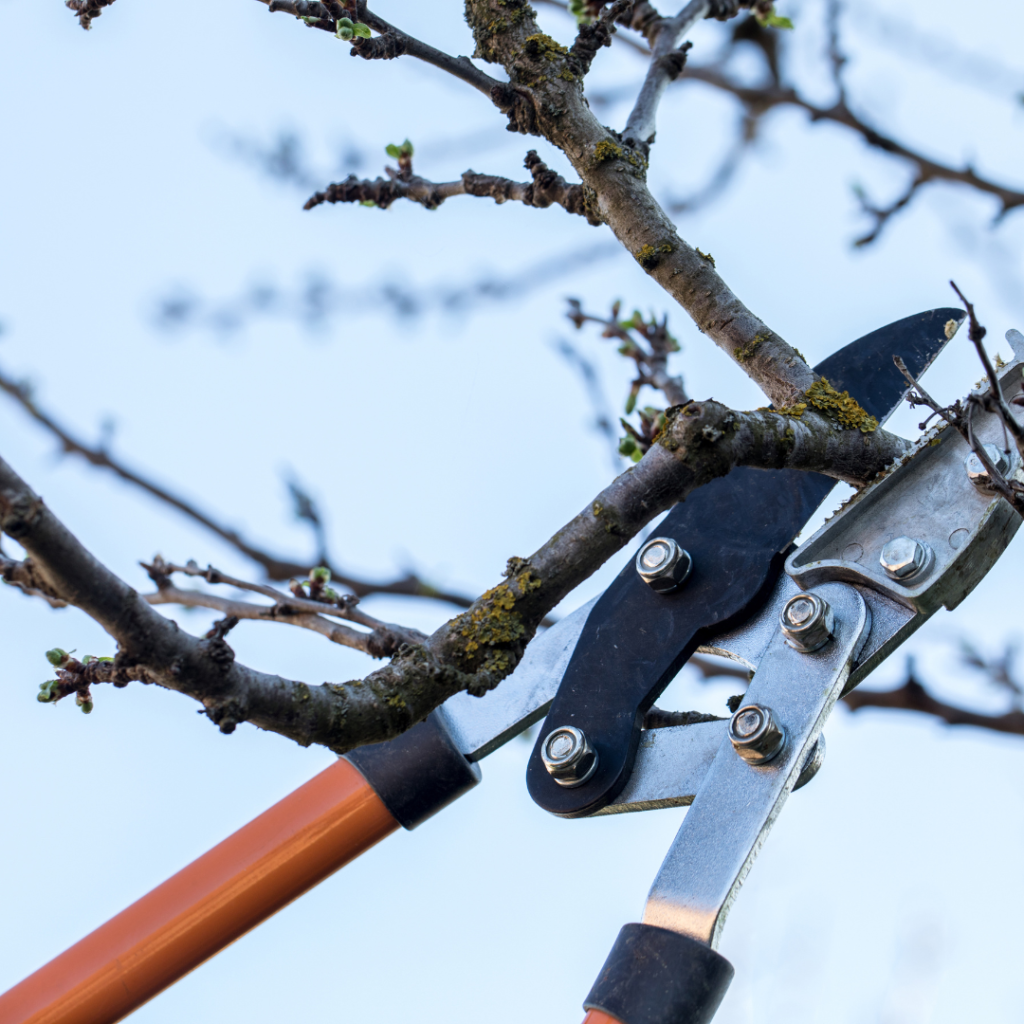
left=305, top=151, right=600, bottom=223
left=1, top=390, right=909, bottom=751
left=0, top=365, right=473, bottom=607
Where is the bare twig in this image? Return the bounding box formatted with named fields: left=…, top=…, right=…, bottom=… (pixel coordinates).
left=567, top=298, right=688, bottom=408
left=0, top=366, right=473, bottom=607
left=622, top=0, right=709, bottom=148
left=679, top=65, right=1024, bottom=240
left=142, top=557, right=427, bottom=656
left=843, top=675, right=1024, bottom=737
left=256, top=1, right=502, bottom=99
left=305, top=151, right=600, bottom=224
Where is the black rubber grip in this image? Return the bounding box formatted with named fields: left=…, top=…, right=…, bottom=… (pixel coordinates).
left=345, top=711, right=480, bottom=830
left=584, top=924, right=734, bottom=1024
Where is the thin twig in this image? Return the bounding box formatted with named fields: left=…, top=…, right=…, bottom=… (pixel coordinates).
left=0, top=365, right=474, bottom=606
left=304, top=151, right=599, bottom=224
left=623, top=0, right=709, bottom=147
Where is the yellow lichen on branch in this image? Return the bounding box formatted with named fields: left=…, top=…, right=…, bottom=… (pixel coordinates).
left=449, top=569, right=543, bottom=674
left=768, top=378, right=877, bottom=432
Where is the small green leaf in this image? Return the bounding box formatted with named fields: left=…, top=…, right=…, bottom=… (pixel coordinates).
left=625, top=392, right=637, bottom=415
left=756, top=10, right=793, bottom=29
left=352, top=21, right=372, bottom=38
left=385, top=144, right=402, bottom=158
left=80, top=700, right=94, bottom=714
left=359, top=199, right=377, bottom=207
left=618, top=437, right=637, bottom=457
left=630, top=448, right=644, bottom=463
left=310, top=566, right=332, bottom=583
left=45, top=648, right=70, bottom=667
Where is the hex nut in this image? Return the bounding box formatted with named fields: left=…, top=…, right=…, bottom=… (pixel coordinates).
left=879, top=536, right=933, bottom=583
left=780, top=593, right=834, bottom=653
left=541, top=726, right=598, bottom=788
left=965, top=443, right=1011, bottom=492
left=635, top=537, right=693, bottom=594
left=729, top=704, right=785, bottom=765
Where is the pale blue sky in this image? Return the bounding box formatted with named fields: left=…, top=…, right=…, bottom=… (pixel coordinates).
left=2, top=1, right=1024, bottom=1021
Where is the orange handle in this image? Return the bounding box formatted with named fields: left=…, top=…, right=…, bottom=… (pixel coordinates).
left=0, top=757, right=398, bottom=1024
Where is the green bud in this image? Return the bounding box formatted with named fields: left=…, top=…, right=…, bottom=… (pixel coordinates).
left=630, top=448, right=644, bottom=463
left=322, top=587, right=339, bottom=601
left=310, top=566, right=332, bottom=583
left=352, top=21, right=372, bottom=38
left=625, top=392, right=637, bottom=415
left=45, top=648, right=69, bottom=667
left=618, top=437, right=637, bottom=457
left=80, top=701, right=94, bottom=714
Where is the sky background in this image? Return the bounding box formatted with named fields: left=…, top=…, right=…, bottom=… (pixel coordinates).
left=2, top=1, right=1024, bottom=1021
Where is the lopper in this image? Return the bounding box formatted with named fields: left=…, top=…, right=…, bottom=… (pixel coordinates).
left=3, top=307, right=1023, bottom=1024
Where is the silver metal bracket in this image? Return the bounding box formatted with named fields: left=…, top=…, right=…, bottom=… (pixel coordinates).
left=640, top=582, right=869, bottom=948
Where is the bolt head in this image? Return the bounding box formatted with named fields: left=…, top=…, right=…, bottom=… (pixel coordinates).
left=965, top=443, right=1011, bottom=491
left=728, top=703, right=785, bottom=765
left=541, top=726, right=598, bottom=788
left=780, top=592, right=833, bottom=652
left=879, top=536, right=930, bottom=581
left=635, top=537, right=693, bottom=593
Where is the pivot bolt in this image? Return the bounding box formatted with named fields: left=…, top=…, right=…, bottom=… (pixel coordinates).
left=728, top=704, right=785, bottom=765
left=541, top=726, right=598, bottom=788
left=635, top=537, right=693, bottom=594
left=780, top=593, right=834, bottom=653
left=879, top=536, right=932, bottom=583
left=965, top=443, right=1010, bottom=491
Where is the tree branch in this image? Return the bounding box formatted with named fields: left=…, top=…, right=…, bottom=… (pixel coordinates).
left=0, top=365, right=474, bottom=607
left=680, top=65, right=1024, bottom=237
left=304, top=150, right=600, bottom=223
left=65, top=0, right=116, bottom=30
left=1, top=388, right=909, bottom=751
left=843, top=680, right=1024, bottom=737
left=255, top=0, right=502, bottom=98
left=141, top=557, right=427, bottom=658
left=622, top=0, right=708, bottom=147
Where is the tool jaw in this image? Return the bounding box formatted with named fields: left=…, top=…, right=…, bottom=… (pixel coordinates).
left=787, top=340, right=1024, bottom=684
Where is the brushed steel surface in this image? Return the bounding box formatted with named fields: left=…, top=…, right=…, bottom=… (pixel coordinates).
left=641, top=582, right=869, bottom=947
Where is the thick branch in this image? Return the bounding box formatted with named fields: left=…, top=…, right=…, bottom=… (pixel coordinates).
left=1, top=394, right=906, bottom=751
left=305, top=151, right=599, bottom=223
left=0, top=366, right=472, bottom=607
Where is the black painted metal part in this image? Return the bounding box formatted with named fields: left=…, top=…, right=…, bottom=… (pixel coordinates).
left=527, top=308, right=964, bottom=818
left=345, top=711, right=480, bottom=830
left=584, top=924, right=734, bottom=1024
